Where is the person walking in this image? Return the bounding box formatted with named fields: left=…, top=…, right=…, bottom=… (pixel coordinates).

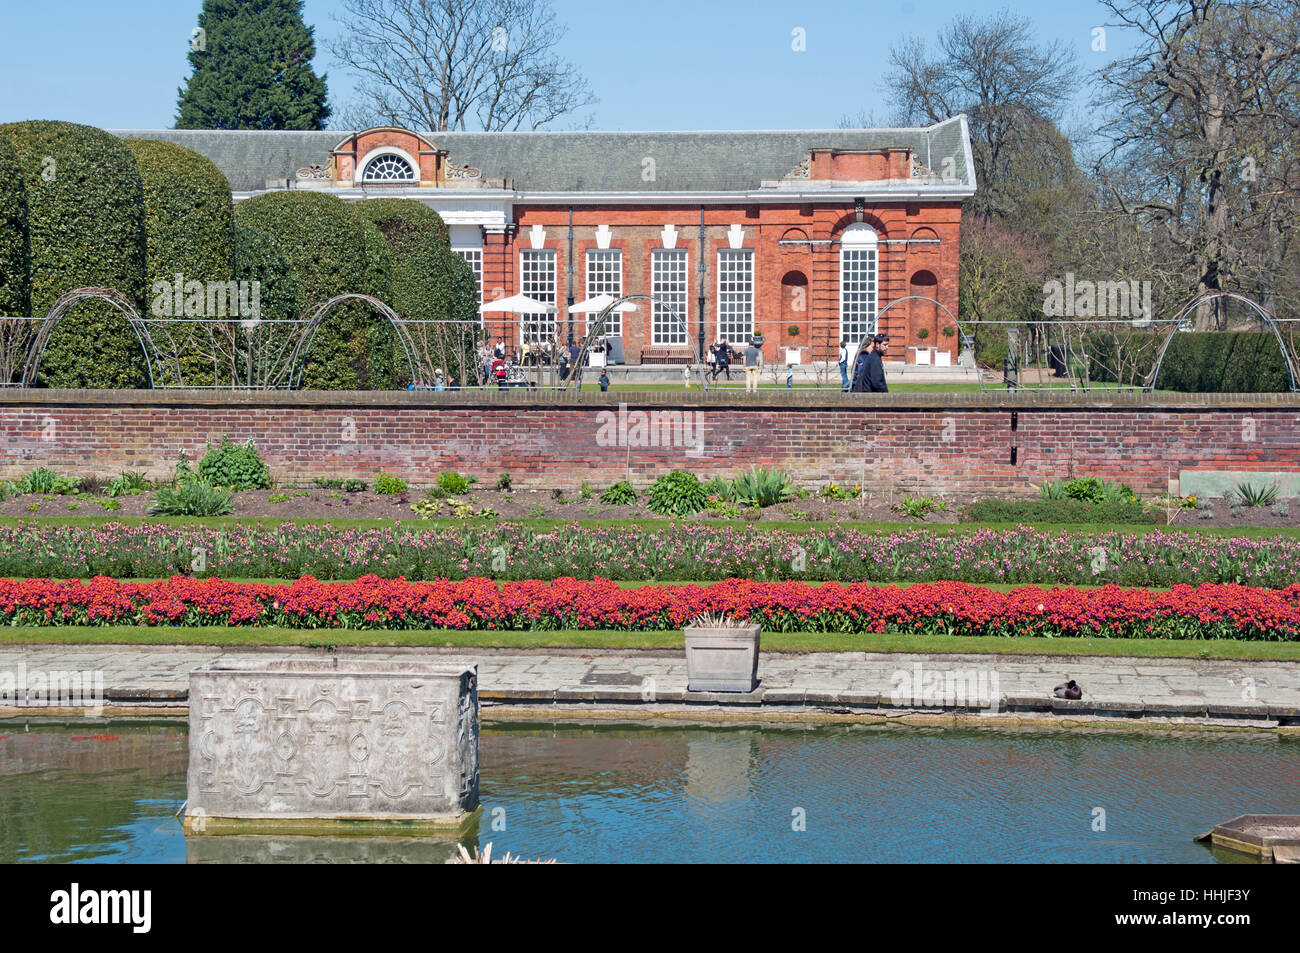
left=838, top=338, right=850, bottom=392
left=716, top=339, right=732, bottom=381
left=744, top=338, right=763, bottom=393
left=865, top=334, right=889, bottom=393
left=850, top=337, right=873, bottom=392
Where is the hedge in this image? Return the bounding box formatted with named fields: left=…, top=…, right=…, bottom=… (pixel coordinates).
left=355, top=199, right=478, bottom=384
left=232, top=190, right=375, bottom=389
left=1086, top=331, right=1292, bottom=392
left=230, top=223, right=298, bottom=386
left=0, top=131, right=29, bottom=320
left=0, top=121, right=147, bottom=387
left=125, top=138, right=235, bottom=386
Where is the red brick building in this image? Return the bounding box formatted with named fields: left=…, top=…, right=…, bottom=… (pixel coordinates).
left=122, top=119, right=975, bottom=365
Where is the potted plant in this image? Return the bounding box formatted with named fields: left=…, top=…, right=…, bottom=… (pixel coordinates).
left=916, top=327, right=930, bottom=341
left=683, top=611, right=761, bottom=692
left=787, top=324, right=800, bottom=338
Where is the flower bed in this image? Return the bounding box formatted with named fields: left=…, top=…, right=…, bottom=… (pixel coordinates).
left=3, top=521, right=1300, bottom=588
left=2, top=575, right=1298, bottom=641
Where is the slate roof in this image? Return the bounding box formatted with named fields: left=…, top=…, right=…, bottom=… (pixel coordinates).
left=112, top=117, right=973, bottom=194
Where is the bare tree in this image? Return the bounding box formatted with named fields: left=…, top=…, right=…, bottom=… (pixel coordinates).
left=885, top=10, right=1079, bottom=221
left=329, top=0, right=596, bottom=131
left=1095, top=0, right=1300, bottom=327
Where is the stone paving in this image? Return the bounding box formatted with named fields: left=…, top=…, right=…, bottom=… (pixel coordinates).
left=1, top=645, right=1298, bottom=722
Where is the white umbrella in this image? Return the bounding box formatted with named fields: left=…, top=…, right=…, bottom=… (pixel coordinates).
left=568, top=293, right=638, bottom=314
left=481, top=293, right=556, bottom=313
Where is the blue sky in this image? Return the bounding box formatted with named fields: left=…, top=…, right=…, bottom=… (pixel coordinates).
left=0, top=0, right=1131, bottom=131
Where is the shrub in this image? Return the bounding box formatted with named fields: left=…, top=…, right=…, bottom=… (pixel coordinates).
left=125, top=138, right=234, bottom=385
left=1063, top=477, right=1104, bottom=503
left=495, top=472, right=512, bottom=491
left=1235, top=482, right=1279, bottom=507
left=147, top=480, right=234, bottom=517
left=231, top=222, right=300, bottom=384
left=1038, top=480, right=1066, bottom=500
left=313, top=477, right=366, bottom=492
left=731, top=467, right=793, bottom=508
left=895, top=496, right=944, bottom=520
left=374, top=472, right=408, bottom=495
left=0, top=120, right=147, bottom=387
left=197, top=435, right=271, bottom=490
left=0, top=131, right=29, bottom=321
left=821, top=483, right=857, bottom=501
left=703, top=475, right=736, bottom=502
left=435, top=471, right=474, bottom=496
left=600, top=480, right=637, bottom=505
left=647, top=471, right=707, bottom=516
left=232, top=191, right=378, bottom=389
left=963, top=498, right=1157, bottom=525
left=1086, top=330, right=1291, bottom=392
left=18, top=467, right=62, bottom=495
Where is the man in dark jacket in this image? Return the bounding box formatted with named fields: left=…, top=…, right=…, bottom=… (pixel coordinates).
left=865, top=334, right=889, bottom=392
left=849, top=339, right=872, bottom=392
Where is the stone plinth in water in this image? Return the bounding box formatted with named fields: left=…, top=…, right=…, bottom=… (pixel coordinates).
left=183, top=658, right=478, bottom=835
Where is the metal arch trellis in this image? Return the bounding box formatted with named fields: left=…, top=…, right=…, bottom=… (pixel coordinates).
left=851, top=295, right=973, bottom=385
left=287, top=293, right=425, bottom=391
left=20, top=287, right=159, bottom=388
left=564, top=294, right=706, bottom=391
left=1152, top=291, right=1299, bottom=393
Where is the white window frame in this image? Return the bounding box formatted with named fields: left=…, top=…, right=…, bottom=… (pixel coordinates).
left=652, top=249, right=689, bottom=345
left=584, top=249, right=623, bottom=337
left=840, top=224, right=879, bottom=344
left=519, top=249, right=557, bottom=345
left=717, top=249, right=754, bottom=344
left=354, top=146, right=420, bottom=184
left=454, top=248, right=484, bottom=329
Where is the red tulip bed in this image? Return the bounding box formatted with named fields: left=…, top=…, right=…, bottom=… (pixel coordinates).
left=2, top=575, right=1299, bottom=641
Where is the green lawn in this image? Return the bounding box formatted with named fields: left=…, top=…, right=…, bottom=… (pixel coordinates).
left=0, top=625, right=1295, bottom=659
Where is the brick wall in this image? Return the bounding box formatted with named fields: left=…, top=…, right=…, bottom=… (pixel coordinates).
left=2, top=391, right=1297, bottom=496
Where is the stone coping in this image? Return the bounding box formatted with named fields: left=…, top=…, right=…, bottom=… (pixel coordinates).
left=8, top=686, right=1294, bottom=727
left=3, top=388, right=1300, bottom=412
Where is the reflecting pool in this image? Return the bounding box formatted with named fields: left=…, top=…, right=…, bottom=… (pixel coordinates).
left=1, top=720, right=1295, bottom=863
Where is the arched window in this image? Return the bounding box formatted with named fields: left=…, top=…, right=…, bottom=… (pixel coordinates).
left=361, top=153, right=417, bottom=183
left=840, top=223, right=878, bottom=342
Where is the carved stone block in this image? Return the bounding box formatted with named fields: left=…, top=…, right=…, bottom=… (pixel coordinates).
left=185, top=658, right=478, bottom=834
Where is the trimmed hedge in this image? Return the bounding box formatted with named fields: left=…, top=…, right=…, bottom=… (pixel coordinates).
left=231, top=223, right=298, bottom=386
left=125, top=138, right=235, bottom=386
left=354, top=199, right=478, bottom=384
left=1087, top=331, right=1292, bottom=392
left=0, top=121, right=147, bottom=387
left=962, top=499, right=1158, bottom=525
left=0, top=131, right=29, bottom=319
left=232, top=190, right=377, bottom=389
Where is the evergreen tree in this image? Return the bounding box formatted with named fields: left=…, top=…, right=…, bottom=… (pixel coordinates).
left=176, top=0, right=330, bottom=130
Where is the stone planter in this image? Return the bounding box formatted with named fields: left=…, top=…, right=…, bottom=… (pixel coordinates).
left=683, top=624, right=761, bottom=692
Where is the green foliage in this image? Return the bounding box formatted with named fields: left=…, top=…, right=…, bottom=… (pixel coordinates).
left=1235, top=482, right=1279, bottom=507
left=706, top=498, right=741, bottom=518
left=412, top=498, right=443, bottom=518
left=1086, top=331, right=1291, bottom=392
left=495, top=472, right=513, bottom=491
left=1063, top=477, right=1104, bottom=503
left=18, top=468, right=69, bottom=495
left=1038, top=480, right=1066, bottom=500
left=233, top=191, right=373, bottom=389
left=353, top=199, right=477, bottom=383
left=107, top=471, right=150, bottom=497
left=702, top=476, right=736, bottom=502
left=731, top=467, right=794, bottom=508
left=1059, top=477, right=1137, bottom=506
left=963, top=498, right=1157, bottom=525
left=0, top=120, right=147, bottom=387
left=647, top=471, right=707, bottom=517
left=176, top=0, right=330, bottom=130
left=374, top=472, right=408, bottom=495
left=197, top=435, right=272, bottom=490
left=268, top=493, right=289, bottom=503
left=172, top=449, right=198, bottom=486
left=599, top=480, right=638, bottom=505
left=428, top=471, right=473, bottom=497
left=125, top=137, right=235, bottom=385
left=312, top=477, right=366, bottom=492
left=821, top=483, right=858, bottom=501
left=147, top=480, right=234, bottom=517
left=0, top=131, right=29, bottom=320
left=895, top=496, right=945, bottom=520
left=580, top=480, right=594, bottom=500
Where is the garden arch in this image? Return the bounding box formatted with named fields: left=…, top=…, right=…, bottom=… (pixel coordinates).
left=855, top=295, right=970, bottom=369
left=1151, top=291, right=1298, bottom=393
left=287, top=294, right=423, bottom=390
left=21, top=287, right=158, bottom=388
